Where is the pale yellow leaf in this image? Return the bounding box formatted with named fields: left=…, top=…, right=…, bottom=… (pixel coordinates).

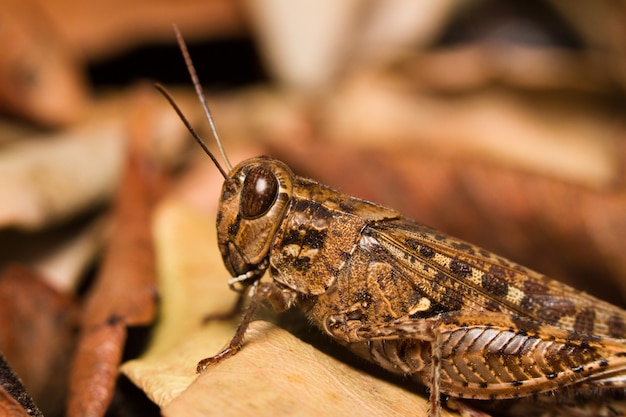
left=163, top=321, right=451, bottom=417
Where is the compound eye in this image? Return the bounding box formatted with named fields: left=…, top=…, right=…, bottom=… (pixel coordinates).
left=240, top=166, right=279, bottom=219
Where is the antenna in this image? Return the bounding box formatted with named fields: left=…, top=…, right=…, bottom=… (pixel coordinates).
left=155, top=83, right=229, bottom=180
left=173, top=24, right=233, bottom=172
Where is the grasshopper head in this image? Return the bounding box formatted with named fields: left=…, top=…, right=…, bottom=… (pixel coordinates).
left=216, top=156, right=294, bottom=288
left=156, top=29, right=294, bottom=291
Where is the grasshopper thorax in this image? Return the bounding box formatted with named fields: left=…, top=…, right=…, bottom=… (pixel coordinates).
left=217, top=156, right=294, bottom=289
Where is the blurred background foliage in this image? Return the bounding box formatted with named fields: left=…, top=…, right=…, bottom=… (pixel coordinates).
left=1, top=1, right=626, bottom=416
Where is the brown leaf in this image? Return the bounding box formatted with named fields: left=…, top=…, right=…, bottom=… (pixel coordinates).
left=67, top=321, right=126, bottom=417
left=0, top=265, right=75, bottom=416
left=37, top=0, right=245, bottom=60
left=66, top=90, right=167, bottom=417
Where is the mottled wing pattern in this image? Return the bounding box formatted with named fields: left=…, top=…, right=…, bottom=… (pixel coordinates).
left=363, top=218, right=626, bottom=339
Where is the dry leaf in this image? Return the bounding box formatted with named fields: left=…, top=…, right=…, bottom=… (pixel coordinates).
left=0, top=83, right=202, bottom=231
left=36, top=0, right=245, bottom=60
left=0, top=119, right=125, bottom=230
left=164, top=321, right=452, bottom=417
left=121, top=198, right=237, bottom=405
left=0, top=0, right=87, bottom=126
left=67, top=321, right=126, bottom=417
left=0, top=265, right=76, bottom=416
left=320, top=71, right=619, bottom=189
left=66, top=92, right=167, bottom=417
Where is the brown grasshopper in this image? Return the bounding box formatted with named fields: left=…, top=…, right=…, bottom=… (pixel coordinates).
left=160, top=27, right=626, bottom=417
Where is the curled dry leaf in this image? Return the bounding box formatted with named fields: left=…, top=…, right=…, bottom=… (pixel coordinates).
left=66, top=91, right=167, bottom=417
left=67, top=320, right=127, bottom=417
left=0, top=265, right=76, bottom=417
